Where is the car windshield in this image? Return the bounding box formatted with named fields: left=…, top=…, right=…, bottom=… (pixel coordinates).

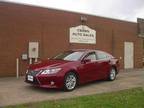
left=51, top=51, right=84, bottom=61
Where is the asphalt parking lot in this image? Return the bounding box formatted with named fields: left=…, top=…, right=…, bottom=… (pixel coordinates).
left=0, top=69, right=144, bottom=107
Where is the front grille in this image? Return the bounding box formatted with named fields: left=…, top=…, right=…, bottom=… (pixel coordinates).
left=26, top=70, right=40, bottom=85
left=26, top=76, right=39, bottom=85
left=33, top=77, right=39, bottom=84
left=28, top=70, right=40, bottom=76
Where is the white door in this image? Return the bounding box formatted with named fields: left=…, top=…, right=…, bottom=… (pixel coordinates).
left=124, top=42, right=134, bottom=69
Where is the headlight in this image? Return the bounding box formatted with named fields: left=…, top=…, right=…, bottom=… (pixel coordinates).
left=40, top=68, right=61, bottom=75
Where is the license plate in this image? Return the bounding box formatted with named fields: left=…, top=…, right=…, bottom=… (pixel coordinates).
left=27, top=75, right=33, bottom=82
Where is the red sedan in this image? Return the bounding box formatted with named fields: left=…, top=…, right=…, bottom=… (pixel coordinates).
left=25, top=49, right=119, bottom=91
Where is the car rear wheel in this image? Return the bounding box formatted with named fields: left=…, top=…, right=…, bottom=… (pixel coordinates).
left=64, top=72, right=77, bottom=91
left=109, top=68, right=116, bottom=81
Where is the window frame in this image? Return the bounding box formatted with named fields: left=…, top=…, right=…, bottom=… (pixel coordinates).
left=83, top=52, right=97, bottom=61
left=96, top=51, right=111, bottom=60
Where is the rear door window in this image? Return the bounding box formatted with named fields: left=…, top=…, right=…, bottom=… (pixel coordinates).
left=84, top=52, right=97, bottom=61
left=96, top=51, right=111, bottom=60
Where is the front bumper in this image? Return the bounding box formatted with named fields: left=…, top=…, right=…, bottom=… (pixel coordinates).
left=25, top=72, right=64, bottom=89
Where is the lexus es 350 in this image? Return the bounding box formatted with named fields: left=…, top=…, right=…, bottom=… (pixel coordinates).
left=25, top=49, right=119, bottom=91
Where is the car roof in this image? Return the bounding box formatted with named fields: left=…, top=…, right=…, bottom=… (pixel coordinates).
left=70, top=49, right=101, bottom=53
left=70, top=49, right=95, bottom=52
left=69, top=49, right=113, bottom=56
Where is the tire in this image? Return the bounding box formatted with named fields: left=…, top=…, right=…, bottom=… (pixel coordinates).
left=109, top=67, right=116, bottom=81
left=64, top=72, right=77, bottom=91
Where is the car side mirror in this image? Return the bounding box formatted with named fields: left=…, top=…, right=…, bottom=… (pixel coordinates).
left=82, top=59, right=91, bottom=64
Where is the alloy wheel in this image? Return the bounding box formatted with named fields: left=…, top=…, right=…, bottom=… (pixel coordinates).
left=109, top=68, right=116, bottom=81
left=64, top=72, right=77, bottom=91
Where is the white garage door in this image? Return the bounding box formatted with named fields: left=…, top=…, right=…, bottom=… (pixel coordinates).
left=124, top=42, right=134, bottom=69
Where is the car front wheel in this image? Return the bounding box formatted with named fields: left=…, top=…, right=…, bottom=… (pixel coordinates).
left=64, top=72, right=77, bottom=91
left=109, top=68, right=116, bottom=81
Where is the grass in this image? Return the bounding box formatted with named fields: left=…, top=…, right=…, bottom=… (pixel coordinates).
left=5, top=87, right=144, bottom=108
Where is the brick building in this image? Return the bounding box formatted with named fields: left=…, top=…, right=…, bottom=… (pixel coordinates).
left=0, top=2, right=143, bottom=77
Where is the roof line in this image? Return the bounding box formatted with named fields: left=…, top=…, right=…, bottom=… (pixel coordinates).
left=1, top=1, right=137, bottom=24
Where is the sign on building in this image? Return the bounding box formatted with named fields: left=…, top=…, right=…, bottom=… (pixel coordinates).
left=69, top=25, right=96, bottom=44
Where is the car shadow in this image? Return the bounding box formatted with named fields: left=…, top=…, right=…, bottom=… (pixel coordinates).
left=77, top=80, right=108, bottom=89
left=25, top=85, right=62, bottom=93
left=25, top=80, right=110, bottom=93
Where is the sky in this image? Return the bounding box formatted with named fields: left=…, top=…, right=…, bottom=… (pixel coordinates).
left=1, top=0, right=144, bottom=22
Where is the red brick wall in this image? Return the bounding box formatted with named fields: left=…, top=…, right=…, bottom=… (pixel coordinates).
left=0, top=2, right=143, bottom=77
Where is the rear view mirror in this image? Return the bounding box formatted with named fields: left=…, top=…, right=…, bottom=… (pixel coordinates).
left=82, top=59, right=91, bottom=64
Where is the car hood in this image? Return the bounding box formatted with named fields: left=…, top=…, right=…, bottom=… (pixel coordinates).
left=29, top=59, right=70, bottom=70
